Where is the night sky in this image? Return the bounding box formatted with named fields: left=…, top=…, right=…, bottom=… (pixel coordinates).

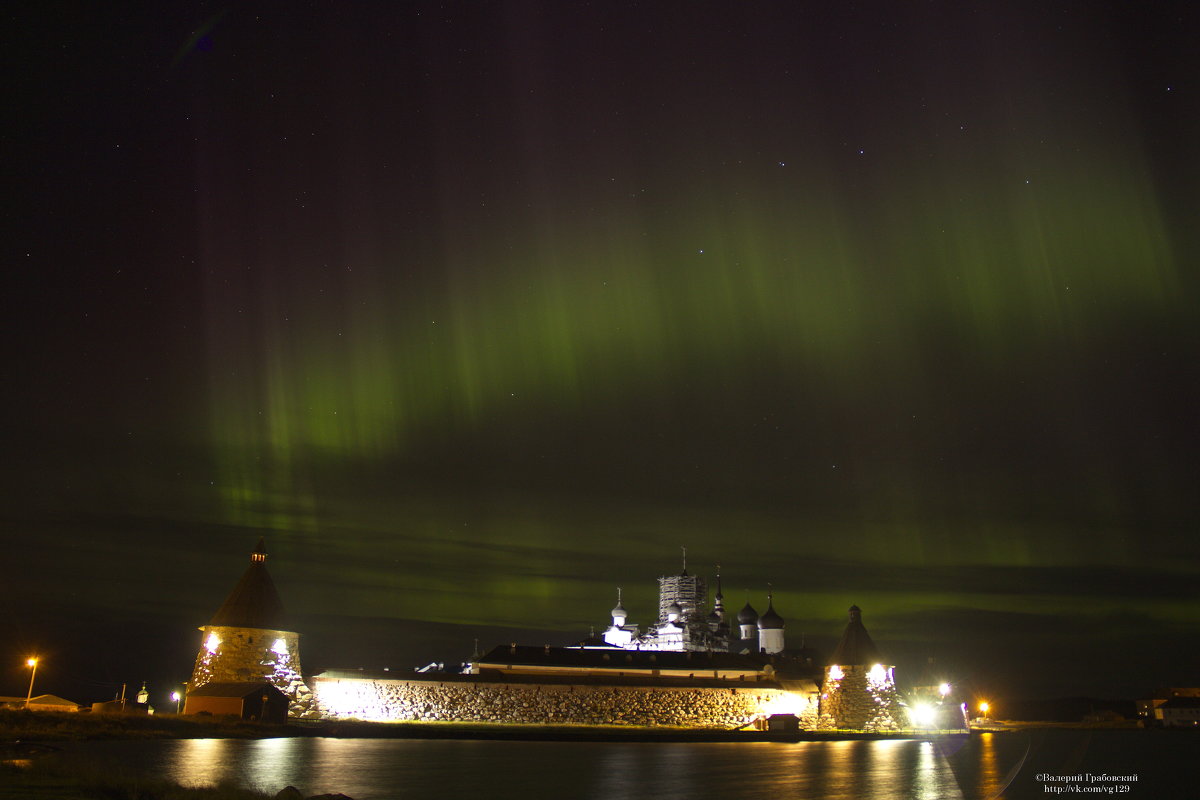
left=4, top=1, right=1197, bottom=709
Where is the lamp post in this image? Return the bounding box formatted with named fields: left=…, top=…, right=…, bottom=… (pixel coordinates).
left=171, top=691, right=182, bottom=714
left=25, top=657, right=39, bottom=707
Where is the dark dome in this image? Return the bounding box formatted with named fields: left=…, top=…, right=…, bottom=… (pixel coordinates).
left=758, top=600, right=784, bottom=630
left=737, top=602, right=759, bottom=625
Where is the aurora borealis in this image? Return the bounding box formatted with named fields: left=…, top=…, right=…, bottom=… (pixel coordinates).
left=5, top=1, right=1197, bottom=704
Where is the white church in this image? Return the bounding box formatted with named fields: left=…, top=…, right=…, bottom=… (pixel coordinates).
left=596, top=553, right=786, bottom=655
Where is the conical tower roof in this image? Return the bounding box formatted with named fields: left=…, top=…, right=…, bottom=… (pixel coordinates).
left=208, top=538, right=288, bottom=630
left=828, top=604, right=882, bottom=665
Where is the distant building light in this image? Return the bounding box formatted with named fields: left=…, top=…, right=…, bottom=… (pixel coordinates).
left=205, top=633, right=220, bottom=653
left=910, top=703, right=937, bottom=727
left=829, top=665, right=844, bottom=680
left=271, top=638, right=288, bottom=655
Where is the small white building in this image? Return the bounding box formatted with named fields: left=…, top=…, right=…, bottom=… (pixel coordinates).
left=1159, top=697, right=1200, bottom=727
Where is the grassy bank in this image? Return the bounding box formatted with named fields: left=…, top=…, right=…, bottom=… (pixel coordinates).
left=0, top=709, right=296, bottom=742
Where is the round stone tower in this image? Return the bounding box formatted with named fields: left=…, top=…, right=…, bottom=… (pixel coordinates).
left=820, top=605, right=903, bottom=731
left=187, top=539, right=317, bottom=718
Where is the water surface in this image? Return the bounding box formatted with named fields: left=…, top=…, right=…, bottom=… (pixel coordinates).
left=35, top=730, right=1192, bottom=800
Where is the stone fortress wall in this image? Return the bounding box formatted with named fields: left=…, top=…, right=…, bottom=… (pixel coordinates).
left=311, top=674, right=819, bottom=729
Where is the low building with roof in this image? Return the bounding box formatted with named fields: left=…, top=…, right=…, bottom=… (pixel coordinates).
left=1158, top=697, right=1200, bottom=728
left=1136, top=687, right=1200, bottom=725
left=184, top=681, right=289, bottom=723
left=187, top=539, right=317, bottom=718
left=473, top=644, right=783, bottom=682
left=0, top=694, right=82, bottom=712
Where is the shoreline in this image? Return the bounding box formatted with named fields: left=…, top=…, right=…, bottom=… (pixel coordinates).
left=3, top=709, right=1154, bottom=745
left=1, top=709, right=965, bottom=743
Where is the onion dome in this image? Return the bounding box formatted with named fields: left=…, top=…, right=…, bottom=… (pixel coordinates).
left=610, top=588, right=628, bottom=620
left=737, top=602, right=759, bottom=625
left=758, top=597, right=784, bottom=630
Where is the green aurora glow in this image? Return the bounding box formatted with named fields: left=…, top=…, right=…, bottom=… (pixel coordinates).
left=5, top=1, right=1196, bottom=700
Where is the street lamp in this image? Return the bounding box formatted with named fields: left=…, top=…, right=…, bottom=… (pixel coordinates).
left=171, top=691, right=182, bottom=714
left=25, top=657, right=39, bottom=707
left=979, top=701, right=990, bottom=716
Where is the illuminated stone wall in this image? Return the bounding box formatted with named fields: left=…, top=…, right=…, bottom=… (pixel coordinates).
left=188, top=625, right=318, bottom=718
left=819, top=664, right=904, bottom=731
left=312, top=675, right=818, bottom=729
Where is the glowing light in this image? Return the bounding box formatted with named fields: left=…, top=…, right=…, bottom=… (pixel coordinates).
left=910, top=703, right=937, bottom=727
left=760, top=691, right=809, bottom=717
left=979, top=701, right=990, bottom=714
left=313, top=681, right=400, bottom=721
left=205, top=633, right=220, bottom=653
left=271, top=638, right=288, bottom=655
left=24, top=657, right=39, bottom=707
left=938, top=682, right=951, bottom=697
left=829, top=665, right=844, bottom=680
left=868, top=664, right=887, bottom=685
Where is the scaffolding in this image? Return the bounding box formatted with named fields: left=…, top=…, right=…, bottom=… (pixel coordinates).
left=657, top=573, right=707, bottom=622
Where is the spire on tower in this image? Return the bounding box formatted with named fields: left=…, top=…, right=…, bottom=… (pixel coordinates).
left=611, top=587, right=627, bottom=621
left=681, top=545, right=688, bottom=576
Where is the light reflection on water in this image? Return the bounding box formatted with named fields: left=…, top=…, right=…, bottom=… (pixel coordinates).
left=151, top=737, right=968, bottom=800
left=976, top=732, right=1002, bottom=799
left=46, top=731, right=1191, bottom=800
